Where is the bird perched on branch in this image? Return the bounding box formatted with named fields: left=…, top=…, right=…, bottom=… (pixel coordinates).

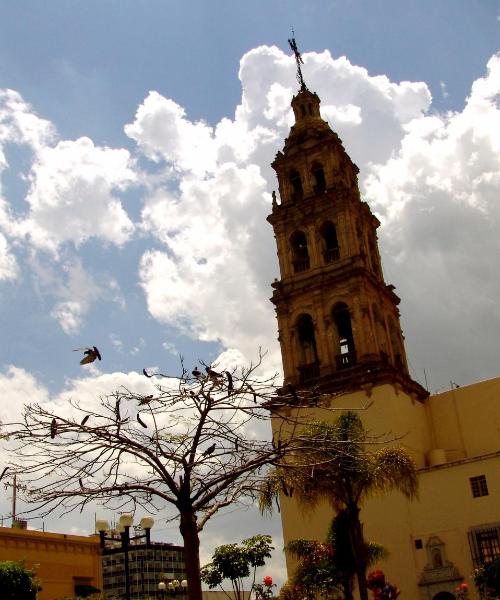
left=80, top=415, right=90, bottom=426
left=192, top=367, right=203, bottom=379
left=225, top=371, right=233, bottom=391
left=202, top=443, right=216, bottom=457
left=50, top=418, right=58, bottom=439
left=205, top=367, right=222, bottom=380
left=138, top=395, right=154, bottom=406
left=74, top=346, right=101, bottom=365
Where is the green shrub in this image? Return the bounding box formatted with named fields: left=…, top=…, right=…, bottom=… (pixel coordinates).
left=0, top=560, right=40, bottom=600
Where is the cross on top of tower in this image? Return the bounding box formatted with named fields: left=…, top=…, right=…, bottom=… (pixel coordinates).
left=288, top=34, right=307, bottom=91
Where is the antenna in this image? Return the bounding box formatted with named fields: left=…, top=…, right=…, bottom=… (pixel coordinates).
left=12, top=473, right=17, bottom=523
left=288, top=32, right=307, bottom=90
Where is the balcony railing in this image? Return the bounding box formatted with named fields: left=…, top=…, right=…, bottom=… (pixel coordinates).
left=293, top=258, right=310, bottom=273
left=335, top=351, right=357, bottom=369
left=298, top=362, right=320, bottom=382
left=324, top=248, right=340, bottom=263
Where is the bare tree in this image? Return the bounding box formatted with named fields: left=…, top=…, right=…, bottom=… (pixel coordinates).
left=4, top=353, right=330, bottom=600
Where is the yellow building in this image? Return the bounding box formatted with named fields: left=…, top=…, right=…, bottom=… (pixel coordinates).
left=0, top=526, right=102, bottom=600
left=267, top=74, right=500, bottom=600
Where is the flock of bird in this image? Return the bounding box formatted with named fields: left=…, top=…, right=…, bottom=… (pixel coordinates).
left=0, top=346, right=290, bottom=496
left=38, top=346, right=234, bottom=461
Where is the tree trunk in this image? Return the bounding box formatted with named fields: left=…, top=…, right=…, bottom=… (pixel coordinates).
left=341, top=575, right=354, bottom=600
left=180, top=509, right=203, bottom=600
left=347, top=504, right=369, bottom=600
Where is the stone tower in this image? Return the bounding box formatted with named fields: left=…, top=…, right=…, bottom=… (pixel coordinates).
left=267, top=84, right=427, bottom=400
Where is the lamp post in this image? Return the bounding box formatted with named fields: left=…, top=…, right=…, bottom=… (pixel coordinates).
left=96, top=514, right=154, bottom=600
left=158, top=578, right=188, bottom=599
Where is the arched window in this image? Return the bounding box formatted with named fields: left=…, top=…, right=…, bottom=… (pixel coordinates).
left=320, top=221, right=340, bottom=263
left=312, top=162, right=326, bottom=194
left=432, top=548, right=443, bottom=569
left=290, top=231, right=310, bottom=273
left=332, top=302, right=356, bottom=369
left=296, top=313, right=320, bottom=381
left=289, top=169, right=303, bottom=201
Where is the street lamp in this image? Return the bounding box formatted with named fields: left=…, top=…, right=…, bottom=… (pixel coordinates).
left=96, top=514, right=155, bottom=600
left=158, top=578, right=188, bottom=598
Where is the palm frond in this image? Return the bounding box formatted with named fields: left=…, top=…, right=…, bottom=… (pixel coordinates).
left=369, top=446, right=418, bottom=499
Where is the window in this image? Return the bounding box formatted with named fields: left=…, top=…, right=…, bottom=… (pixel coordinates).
left=332, top=303, right=356, bottom=368
left=295, top=314, right=320, bottom=381
left=289, top=169, right=303, bottom=201
left=470, top=475, right=489, bottom=498
left=468, top=525, right=500, bottom=567
left=312, top=163, right=326, bottom=194
left=320, top=221, right=340, bottom=263
left=290, top=231, right=310, bottom=272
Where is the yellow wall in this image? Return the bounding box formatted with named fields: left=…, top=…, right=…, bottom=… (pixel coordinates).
left=0, top=527, right=102, bottom=600
left=427, top=377, right=500, bottom=460
left=277, top=377, right=500, bottom=600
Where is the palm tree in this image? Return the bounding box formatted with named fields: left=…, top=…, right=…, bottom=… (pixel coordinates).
left=260, top=411, right=418, bottom=600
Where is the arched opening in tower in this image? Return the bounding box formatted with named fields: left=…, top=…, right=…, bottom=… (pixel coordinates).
left=296, top=313, right=320, bottom=382
left=290, top=231, right=310, bottom=273
left=332, top=302, right=356, bottom=369
left=289, top=169, right=303, bottom=201
left=312, top=162, right=326, bottom=194
left=320, top=221, right=340, bottom=263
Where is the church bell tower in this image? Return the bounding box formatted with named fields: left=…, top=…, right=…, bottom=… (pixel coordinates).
left=268, top=41, right=427, bottom=400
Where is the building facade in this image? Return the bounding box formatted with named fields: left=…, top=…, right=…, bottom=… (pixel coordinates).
left=0, top=526, right=101, bottom=600
left=102, top=540, right=186, bottom=599
left=268, top=80, right=500, bottom=600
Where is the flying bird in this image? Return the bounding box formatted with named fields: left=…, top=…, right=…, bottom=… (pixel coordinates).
left=74, top=346, right=101, bottom=365
left=0, top=467, right=8, bottom=482
left=50, top=418, right=58, bottom=439
left=138, top=395, right=154, bottom=406
left=202, top=443, right=216, bottom=457
left=81, top=415, right=90, bottom=426
left=137, top=414, right=148, bottom=428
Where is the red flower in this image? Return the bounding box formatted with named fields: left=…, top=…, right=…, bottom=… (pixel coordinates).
left=263, top=576, right=273, bottom=587
left=460, top=583, right=469, bottom=590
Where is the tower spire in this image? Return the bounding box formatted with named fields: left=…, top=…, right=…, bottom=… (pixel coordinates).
left=288, top=34, right=307, bottom=91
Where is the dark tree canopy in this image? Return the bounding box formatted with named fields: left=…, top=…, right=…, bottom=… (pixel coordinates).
left=0, top=561, right=40, bottom=600
left=4, top=353, right=337, bottom=600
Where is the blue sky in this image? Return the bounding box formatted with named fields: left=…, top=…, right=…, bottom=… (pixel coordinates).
left=0, top=0, right=499, bottom=585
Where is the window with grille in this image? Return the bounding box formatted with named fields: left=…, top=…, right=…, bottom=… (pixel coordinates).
left=470, top=475, right=489, bottom=498
left=468, top=525, right=500, bottom=567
